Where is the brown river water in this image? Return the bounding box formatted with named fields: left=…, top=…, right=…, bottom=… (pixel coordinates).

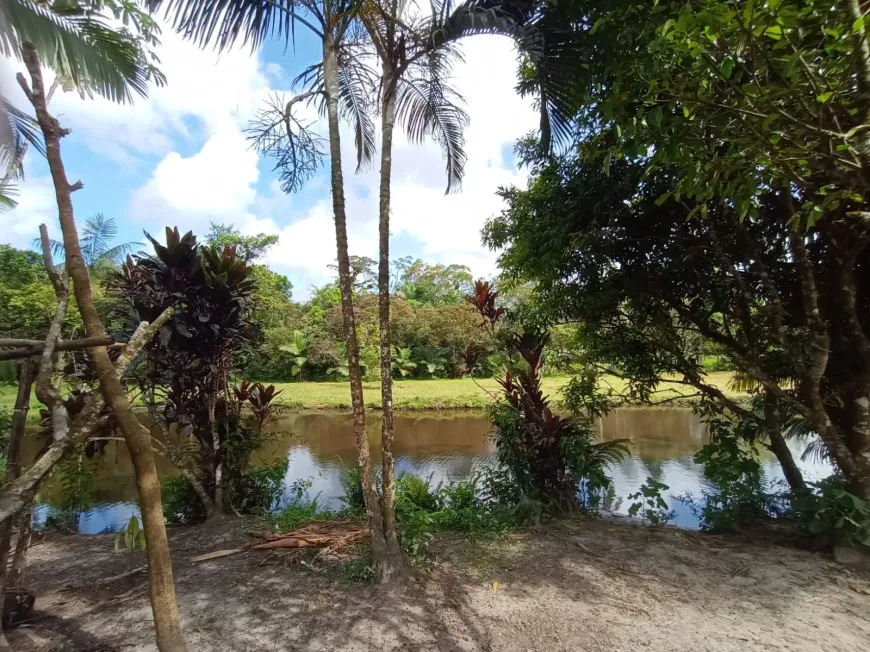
left=24, top=408, right=834, bottom=532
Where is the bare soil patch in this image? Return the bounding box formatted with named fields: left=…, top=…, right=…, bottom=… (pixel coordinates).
left=8, top=517, right=870, bottom=651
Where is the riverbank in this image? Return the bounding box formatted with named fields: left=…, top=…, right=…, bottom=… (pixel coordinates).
left=0, top=372, right=742, bottom=419
left=12, top=515, right=870, bottom=651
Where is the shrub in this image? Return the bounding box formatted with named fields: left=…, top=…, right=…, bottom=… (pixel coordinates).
left=694, top=427, right=783, bottom=532
left=436, top=474, right=517, bottom=537
left=338, top=465, right=368, bottom=516
left=162, top=476, right=207, bottom=524
left=628, top=477, right=675, bottom=526
left=793, top=475, right=870, bottom=547
left=395, top=495, right=435, bottom=566
left=489, top=402, right=628, bottom=512
left=231, top=460, right=288, bottom=516
left=271, top=498, right=337, bottom=532
left=395, top=473, right=440, bottom=512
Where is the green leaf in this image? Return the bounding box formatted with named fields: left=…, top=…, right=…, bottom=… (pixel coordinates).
left=765, top=25, right=783, bottom=40
left=590, top=17, right=608, bottom=35
left=816, top=92, right=833, bottom=104
left=742, top=0, right=755, bottom=28
left=720, top=57, right=735, bottom=79
left=655, top=192, right=671, bottom=206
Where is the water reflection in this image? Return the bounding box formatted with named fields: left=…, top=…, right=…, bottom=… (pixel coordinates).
left=25, top=408, right=835, bottom=533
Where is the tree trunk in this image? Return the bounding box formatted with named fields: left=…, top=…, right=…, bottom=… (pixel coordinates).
left=0, top=362, right=35, bottom=646
left=19, top=45, right=187, bottom=652
left=322, top=34, right=389, bottom=567
left=208, top=393, right=223, bottom=517
left=6, top=510, right=32, bottom=588
left=376, top=63, right=408, bottom=580
left=763, top=390, right=808, bottom=495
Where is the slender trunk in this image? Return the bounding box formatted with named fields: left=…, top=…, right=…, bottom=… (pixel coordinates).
left=322, top=35, right=388, bottom=566
left=0, top=362, right=35, bottom=645
left=19, top=45, right=187, bottom=652
left=376, top=64, right=407, bottom=579
left=762, top=390, right=808, bottom=494
left=7, top=510, right=32, bottom=587
left=208, top=393, right=222, bottom=517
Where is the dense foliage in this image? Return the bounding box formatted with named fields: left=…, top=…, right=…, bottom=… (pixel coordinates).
left=110, top=227, right=281, bottom=516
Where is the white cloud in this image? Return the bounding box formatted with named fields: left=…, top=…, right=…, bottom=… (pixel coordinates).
left=6, top=27, right=534, bottom=295
left=0, top=175, right=62, bottom=249
left=129, top=129, right=260, bottom=231
left=264, top=35, right=536, bottom=293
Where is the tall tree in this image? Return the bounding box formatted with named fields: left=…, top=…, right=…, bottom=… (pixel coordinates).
left=4, top=2, right=186, bottom=649
left=205, top=222, right=278, bottom=263
left=358, top=0, right=538, bottom=576
left=492, top=0, right=870, bottom=501
left=150, top=0, right=396, bottom=577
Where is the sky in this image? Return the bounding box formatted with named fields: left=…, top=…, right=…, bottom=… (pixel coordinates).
left=1, top=19, right=538, bottom=300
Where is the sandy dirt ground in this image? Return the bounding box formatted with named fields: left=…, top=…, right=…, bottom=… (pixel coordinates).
left=8, top=517, right=870, bottom=651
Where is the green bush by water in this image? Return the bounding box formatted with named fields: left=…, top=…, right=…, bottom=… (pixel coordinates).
left=162, top=460, right=289, bottom=523
left=793, top=476, right=870, bottom=547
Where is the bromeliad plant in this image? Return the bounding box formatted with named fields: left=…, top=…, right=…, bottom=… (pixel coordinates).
left=468, top=281, right=629, bottom=511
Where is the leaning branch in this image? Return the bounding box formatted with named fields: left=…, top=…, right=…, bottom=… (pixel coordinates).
left=0, top=307, right=174, bottom=526
left=0, top=337, right=116, bottom=362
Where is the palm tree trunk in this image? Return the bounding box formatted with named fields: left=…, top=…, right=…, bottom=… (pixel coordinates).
left=322, top=35, right=389, bottom=569
left=19, top=44, right=187, bottom=652
left=377, top=63, right=407, bottom=579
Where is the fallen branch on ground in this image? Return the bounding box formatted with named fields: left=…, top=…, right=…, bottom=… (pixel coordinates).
left=250, top=519, right=368, bottom=552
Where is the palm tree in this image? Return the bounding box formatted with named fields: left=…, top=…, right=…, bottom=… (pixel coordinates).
left=1, top=3, right=185, bottom=650
left=358, top=0, right=528, bottom=570
left=43, top=213, right=141, bottom=273
left=150, top=0, right=539, bottom=580
left=0, top=0, right=166, bottom=209
left=150, top=0, right=399, bottom=579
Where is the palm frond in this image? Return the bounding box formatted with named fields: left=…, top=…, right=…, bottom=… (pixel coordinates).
left=0, top=0, right=150, bottom=103
left=728, top=371, right=760, bottom=394
left=423, top=0, right=539, bottom=57
left=395, top=54, right=468, bottom=193
left=590, top=438, right=631, bottom=465
left=337, top=59, right=377, bottom=172
left=0, top=182, right=18, bottom=213
left=81, top=213, right=116, bottom=265
left=246, top=92, right=326, bottom=194
left=801, top=437, right=831, bottom=465
left=783, top=411, right=815, bottom=441
left=147, top=0, right=303, bottom=51
left=0, top=97, right=44, bottom=179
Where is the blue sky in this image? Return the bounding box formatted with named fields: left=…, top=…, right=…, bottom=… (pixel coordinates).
left=1, top=20, right=537, bottom=299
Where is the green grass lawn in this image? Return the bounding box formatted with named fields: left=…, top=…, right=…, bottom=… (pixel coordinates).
left=268, top=372, right=740, bottom=409
left=0, top=371, right=741, bottom=414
